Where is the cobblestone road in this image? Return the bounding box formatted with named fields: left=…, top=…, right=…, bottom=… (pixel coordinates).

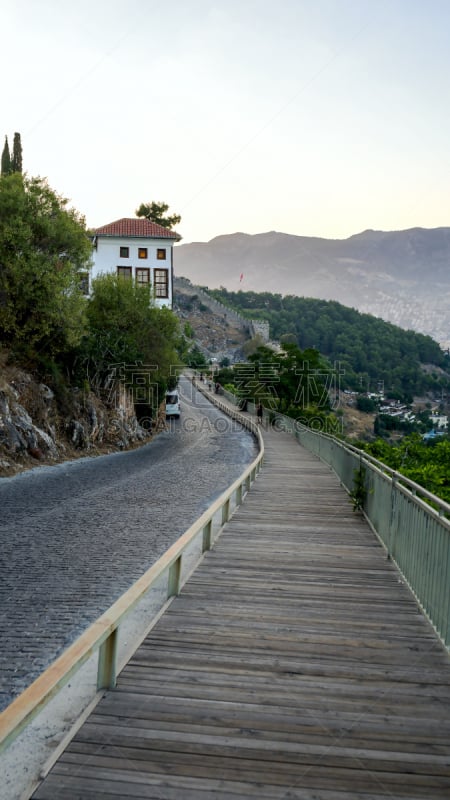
left=0, top=378, right=257, bottom=710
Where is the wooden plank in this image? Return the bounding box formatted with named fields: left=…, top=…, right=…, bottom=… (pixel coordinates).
left=54, top=746, right=450, bottom=782
left=35, top=770, right=444, bottom=800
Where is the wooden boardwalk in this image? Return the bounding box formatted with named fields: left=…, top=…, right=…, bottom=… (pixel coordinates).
left=33, top=426, right=450, bottom=799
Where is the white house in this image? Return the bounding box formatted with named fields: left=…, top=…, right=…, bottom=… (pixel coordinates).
left=89, top=218, right=181, bottom=309
left=430, top=413, right=448, bottom=430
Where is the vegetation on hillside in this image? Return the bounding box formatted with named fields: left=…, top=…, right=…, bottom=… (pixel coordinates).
left=217, top=343, right=340, bottom=433
left=0, top=171, right=183, bottom=421
left=209, top=289, right=450, bottom=398
left=357, top=435, right=450, bottom=505
left=210, top=291, right=450, bottom=504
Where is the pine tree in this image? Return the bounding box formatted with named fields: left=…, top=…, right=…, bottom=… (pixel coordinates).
left=1, top=136, right=11, bottom=176
left=136, top=201, right=181, bottom=230
left=11, top=132, right=22, bottom=173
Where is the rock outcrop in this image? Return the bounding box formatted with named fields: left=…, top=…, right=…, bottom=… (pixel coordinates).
left=0, top=364, right=157, bottom=476
left=173, top=279, right=251, bottom=363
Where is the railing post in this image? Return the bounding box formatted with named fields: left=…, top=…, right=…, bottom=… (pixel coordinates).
left=388, top=472, right=398, bottom=560
left=97, top=628, right=119, bottom=690
left=236, top=483, right=243, bottom=506
left=202, top=520, right=212, bottom=552
left=222, top=498, right=230, bottom=525
left=168, top=555, right=182, bottom=597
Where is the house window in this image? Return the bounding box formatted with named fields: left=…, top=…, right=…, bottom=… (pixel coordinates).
left=138, top=247, right=148, bottom=259
left=79, top=272, right=89, bottom=295
left=136, top=268, right=150, bottom=285
left=117, top=266, right=132, bottom=280
left=119, top=246, right=129, bottom=258
left=157, top=248, right=167, bottom=260
left=154, top=268, right=169, bottom=298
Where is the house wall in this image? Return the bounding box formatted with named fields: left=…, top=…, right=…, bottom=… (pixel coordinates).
left=91, top=236, right=174, bottom=308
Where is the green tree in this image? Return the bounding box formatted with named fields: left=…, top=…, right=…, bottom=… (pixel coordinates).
left=11, top=132, right=22, bottom=173
left=1, top=136, right=11, bottom=176
left=0, top=173, right=91, bottom=359
left=231, top=342, right=333, bottom=425
left=356, top=396, right=376, bottom=413
left=279, top=332, right=298, bottom=346
left=186, top=344, right=208, bottom=369
left=80, top=273, right=182, bottom=412
left=136, top=200, right=181, bottom=230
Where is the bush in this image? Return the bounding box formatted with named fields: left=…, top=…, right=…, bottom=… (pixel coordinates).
left=356, top=396, right=376, bottom=413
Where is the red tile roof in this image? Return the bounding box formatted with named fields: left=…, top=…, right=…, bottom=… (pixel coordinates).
left=93, top=218, right=180, bottom=240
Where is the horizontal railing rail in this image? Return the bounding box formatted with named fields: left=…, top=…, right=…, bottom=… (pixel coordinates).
left=0, top=398, right=263, bottom=755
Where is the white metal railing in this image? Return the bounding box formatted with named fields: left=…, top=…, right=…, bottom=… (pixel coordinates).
left=0, top=400, right=263, bottom=755
left=294, top=423, right=450, bottom=648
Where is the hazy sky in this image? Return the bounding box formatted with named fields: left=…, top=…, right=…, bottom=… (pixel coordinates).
left=3, top=0, right=450, bottom=243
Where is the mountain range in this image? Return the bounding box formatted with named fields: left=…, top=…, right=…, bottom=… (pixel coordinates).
left=174, top=227, right=450, bottom=346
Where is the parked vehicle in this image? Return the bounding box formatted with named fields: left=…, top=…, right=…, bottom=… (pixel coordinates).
left=165, top=390, right=180, bottom=418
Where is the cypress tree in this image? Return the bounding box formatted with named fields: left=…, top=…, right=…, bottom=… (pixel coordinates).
left=1, top=136, right=11, bottom=176
left=11, top=132, right=22, bottom=173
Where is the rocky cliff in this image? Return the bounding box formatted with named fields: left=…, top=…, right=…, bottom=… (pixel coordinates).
left=0, top=358, right=159, bottom=477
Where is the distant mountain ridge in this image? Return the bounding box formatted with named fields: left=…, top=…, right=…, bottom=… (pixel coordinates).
left=174, top=227, right=450, bottom=345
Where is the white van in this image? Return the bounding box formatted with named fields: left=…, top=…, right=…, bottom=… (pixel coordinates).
left=165, top=390, right=180, bottom=418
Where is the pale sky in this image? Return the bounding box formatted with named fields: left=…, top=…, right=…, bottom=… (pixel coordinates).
left=3, top=0, right=450, bottom=243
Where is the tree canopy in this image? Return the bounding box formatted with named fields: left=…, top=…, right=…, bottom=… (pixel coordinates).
left=0, top=172, right=92, bottom=359
left=217, top=342, right=339, bottom=432
left=135, top=200, right=181, bottom=230
left=76, top=273, right=182, bottom=413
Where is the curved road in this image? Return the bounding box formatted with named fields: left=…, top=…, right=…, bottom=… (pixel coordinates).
left=0, top=378, right=258, bottom=709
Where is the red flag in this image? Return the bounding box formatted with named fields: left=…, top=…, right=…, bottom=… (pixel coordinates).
left=239, top=273, right=244, bottom=282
